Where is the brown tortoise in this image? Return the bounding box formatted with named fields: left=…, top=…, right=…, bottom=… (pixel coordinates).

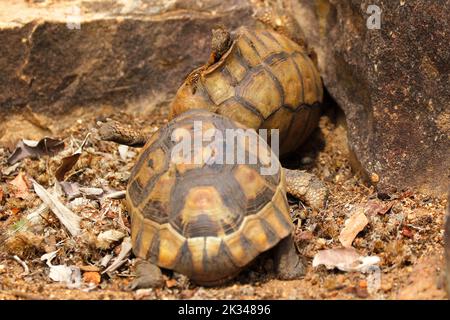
left=169, top=25, right=323, bottom=156
left=126, top=109, right=303, bottom=286
left=98, top=17, right=327, bottom=287
left=98, top=110, right=328, bottom=287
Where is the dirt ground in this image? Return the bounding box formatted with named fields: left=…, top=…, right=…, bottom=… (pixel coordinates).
left=0, top=101, right=448, bottom=300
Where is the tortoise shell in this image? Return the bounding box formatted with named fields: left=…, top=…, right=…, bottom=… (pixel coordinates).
left=169, top=26, right=323, bottom=155
left=127, top=109, right=292, bottom=285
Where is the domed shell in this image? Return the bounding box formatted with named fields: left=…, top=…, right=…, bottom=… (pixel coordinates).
left=169, top=26, right=323, bottom=155
left=127, top=110, right=292, bottom=285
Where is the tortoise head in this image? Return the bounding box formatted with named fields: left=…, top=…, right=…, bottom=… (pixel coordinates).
left=209, top=25, right=232, bottom=65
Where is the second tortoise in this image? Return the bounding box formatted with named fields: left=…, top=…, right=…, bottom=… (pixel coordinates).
left=169, top=26, right=323, bottom=156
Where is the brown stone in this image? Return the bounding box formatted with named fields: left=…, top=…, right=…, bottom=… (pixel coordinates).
left=0, top=0, right=255, bottom=116
left=288, top=0, right=450, bottom=197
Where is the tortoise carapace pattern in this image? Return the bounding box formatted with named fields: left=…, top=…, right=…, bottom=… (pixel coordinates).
left=169, top=26, right=323, bottom=155
left=127, top=109, right=293, bottom=285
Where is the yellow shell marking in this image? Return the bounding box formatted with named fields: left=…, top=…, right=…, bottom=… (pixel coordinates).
left=180, top=186, right=236, bottom=237
left=233, top=165, right=274, bottom=199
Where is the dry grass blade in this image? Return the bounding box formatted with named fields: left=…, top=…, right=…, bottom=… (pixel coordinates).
left=32, top=180, right=81, bottom=237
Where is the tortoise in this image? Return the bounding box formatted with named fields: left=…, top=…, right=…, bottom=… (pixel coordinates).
left=169, top=24, right=323, bottom=156
left=98, top=110, right=328, bottom=287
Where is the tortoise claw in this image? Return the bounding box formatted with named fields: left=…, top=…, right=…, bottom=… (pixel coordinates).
left=128, top=260, right=164, bottom=290
left=274, top=235, right=306, bottom=280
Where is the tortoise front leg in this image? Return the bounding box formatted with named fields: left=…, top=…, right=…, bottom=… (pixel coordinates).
left=128, top=259, right=164, bottom=290
left=273, top=235, right=306, bottom=280
left=98, top=119, right=148, bottom=147
left=284, top=168, right=329, bottom=211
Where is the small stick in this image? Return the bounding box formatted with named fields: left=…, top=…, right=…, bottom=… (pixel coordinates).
left=12, top=255, right=30, bottom=276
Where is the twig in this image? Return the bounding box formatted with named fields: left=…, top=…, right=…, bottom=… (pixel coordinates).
left=12, top=255, right=30, bottom=276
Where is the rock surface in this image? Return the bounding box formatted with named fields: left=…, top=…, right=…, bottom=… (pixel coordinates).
left=288, top=0, right=449, bottom=196
left=0, top=0, right=255, bottom=116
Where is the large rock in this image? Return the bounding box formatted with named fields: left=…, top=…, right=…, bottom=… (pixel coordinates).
left=288, top=0, right=449, bottom=196
left=0, top=0, right=255, bottom=116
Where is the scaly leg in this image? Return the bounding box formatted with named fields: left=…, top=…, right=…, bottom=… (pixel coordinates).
left=128, top=259, right=164, bottom=290
left=284, top=168, right=329, bottom=210
left=98, top=119, right=148, bottom=147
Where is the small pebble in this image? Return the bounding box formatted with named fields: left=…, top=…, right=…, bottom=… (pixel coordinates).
left=83, top=271, right=101, bottom=285
left=370, top=173, right=380, bottom=183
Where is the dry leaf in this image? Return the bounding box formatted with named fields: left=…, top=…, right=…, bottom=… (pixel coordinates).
left=96, top=230, right=126, bottom=250
left=2, top=163, right=21, bottom=176
left=7, top=137, right=64, bottom=165
left=102, top=237, right=132, bottom=274
left=339, top=207, right=369, bottom=247
left=59, top=181, right=81, bottom=200
left=49, top=265, right=82, bottom=288
left=55, top=134, right=90, bottom=181
left=364, top=200, right=394, bottom=216
left=312, top=248, right=380, bottom=272
left=8, top=172, right=31, bottom=199
left=40, top=250, right=82, bottom=288
left=32, top=180, right=81, bottom=236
